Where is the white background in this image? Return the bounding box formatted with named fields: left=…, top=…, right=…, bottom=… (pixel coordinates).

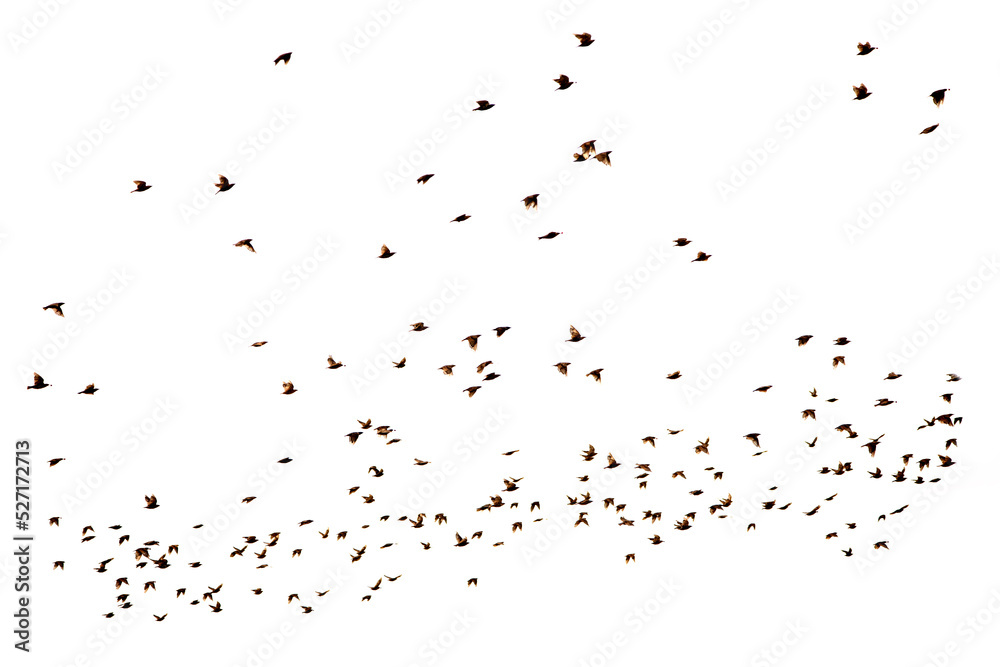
left=3, top=1, right=999, bottom=665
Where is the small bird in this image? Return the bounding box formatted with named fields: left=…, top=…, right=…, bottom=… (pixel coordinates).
left=853, top=84, right=871, bottom=100
left=754, top=386, right=772, bottom=393
left=523, top=194, right=539, bottom=209
left=416, top=174, right=434, bottom=184
left=567, top=326, right=585, bottom=343
left=579, top=140, right=597, bottom=157
left=832, top=356, right=846, bottom=368
left=274, top=52, right=291, bottom=65
left=930, top=89, right=949, bottom=107
left=251, top=341, right=267, bottom=347
left=834, top=337, right=850, bottom=346
left=48, top=459, right=64, bottom=466
left=857, top=42, right=877, bottom=55
left=691, top=252, right=711, bottom=262
left=554, top=362, right=570, bottom=376
left=131, top=181, right=152, bottom=193
left=554, top=74, right=575, bottom=90
left=462, top=335, right=480, bottom=350
left=673, top=238, right=691, bottom=247
left=594, top=151, right=612, bottom=166
left=410, top=322, right=429, bottom=332
left=78, top=384, right=99, bottom=395
left=439, top=365, right=455, bottom=375
left=796, top=335, right=813, bottom=346
left=473, top=100, right=494, bottom=111
left=281, top=382, right=297, bottom=395
left=451, top=214, right=471, bottom=223
left=27, top=373, right=51, bottom=390
left=393, top=357, right=406, bottom=368
left=587, top=369, right=603, bottom=383
left=234, top=239, right=255, bottom=253
left=666, top=371, right=682, bottom=380
left=378, top=244, right=395, bottom=259
left=464, top=386, right=481, bottom=397
left=43, top=302, right=65, bottom=317
left=575, top=33, right=595, bottom=47
left=494, top=326, right=510, bottom=337
left=920, top=124, right=939, bottom=135
left=326, top=356, right=345, bottom=369
left=538, top=232, right=562, bottom=240
left=214, top=175, right=235, bottom=194
left=144, top=495, right=159, bottom=509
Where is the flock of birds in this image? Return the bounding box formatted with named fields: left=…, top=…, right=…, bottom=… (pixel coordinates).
left=30, top=35, right=964, bottom=622
left=854, top=41, right=950, bottom=134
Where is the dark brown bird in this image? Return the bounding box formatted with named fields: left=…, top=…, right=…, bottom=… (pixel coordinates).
left=144, top=495, right=159, bottom=509
left=326, top=356, right=345, bottom=369
left=522, top=194, right=539, bottom=209
left=796, top=335, right=813, bottom=346
left=567, top=325, right=585, bottom=342
left=451, top=214, right=471, bottom=223
left=416, top=173, right=434, bottom=184
left=580, top=140, right=597, bottom=157
left=131, top=181, right=152, bottom=193
left=857, top=42, right=877, bottom=55
left=43, top=302, right=65, bottom=317
left=691, top=252, right=711, bottom=262
left=920, top=124, right=939, bottom=135
left=214, top=174, right=235, bottom=194
left=473, top=100, right=494, bottom=111
left=377, top=244, right=395, bottom=259
left=594, top=151, right=612, bottom=166
left=666, top=371, right=682, bottom=379
left=575, top=33, right=595, bottom=47
left=538, top=231, right=562, bottom=240
left=439, top=365, right=455, bottom=375
left=234, top=239, right=255, bottom=253
left=78, top=384, right=99, bottom=395
left=281, top=381, right=297, bottom=395
left=494, top=326, right=510, bottom=337
left=251, top=341, right=267, bottom=347
left=853, top=84, right=871, bottom=100
left=27, top=373, right=51, bottom=390
left=463, top=335, right=480, bottom=350
left=554, top=74, right=575, bottom=90
left=587, top=369, right=603, bottom=382
left=464, top=386, right=481, bottom=397
left=673, top=238, right=691, bottom=247
left=554, top=362, right=570, bottom=376
left=274, top=52, right=292, bottom=65
left=930, top=89, right=949, bottom=107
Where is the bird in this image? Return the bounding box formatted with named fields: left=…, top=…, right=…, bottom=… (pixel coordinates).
left=554, top=362, right=570, bottom=376
left=692, top=252, right=711, bottom=262
left=214, top=175, right=235, bottom=194
left=796, top=335, right=813, bottom=346
left=666, top=371, right=682, bottom=380
left=274, top=52, right=291, bottom=65
left=523, top=194, right=539, bottom=209
left=251, top=341, right=267, bottom=347
left=43, top=302, right=65, bottom=317
left=144, top=495, right=159, bottom=509
left=451, top=214, right=471, bottom=223
left=131, top=180, right=152, bottom=193
left=281, top=382, right=297, bottom=395
left=48, top=458, right=64, bottom=466
left=554, top=74, right=575, bottom=90
left=538, top=232, right=562, bottom=240
left=580, top=140, right=597, bottom=157
left=575, top=33, right=595, bottom=47
left=920, top=124, right=939, bottom=135
left=378, top=244, right=395, bottom=259
left=594, top=151, right=612, bottom=166
left=930, top=89, right=949, bottom=107
left=587, top=369, right=603, bottom=382
left=857, top=42, right=877, bottom=55
left=462, top=335, right=480, bottom=350
left=853, top=84, right=871, bottom=100
left=27, top=373, right=51, bottom=390
left=832, top=356, right=846, bottom=368
left=673, top=238, right=691, bottom=247
left=326, top=356, right=345, bottom=369
left=494, top=327, right=510, bottom=337
left=473, top=100, right=494, bottom=111
left=78, top=384, right=99, bottom=395
left=439, top=365, right=455, bottom=375
left=566, top=326, right=585, bottom=342
left=416, top=174, right=434, bottom=184
left=464, top=386, right=481, bottom=397
left=234, top=239, right=255, bottom=253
